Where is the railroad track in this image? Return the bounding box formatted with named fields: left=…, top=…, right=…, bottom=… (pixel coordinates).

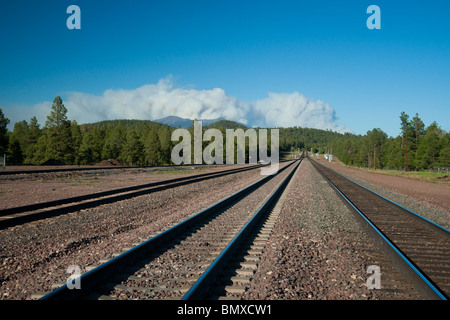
left=37, top=157, right=301, bottom=300
left=0, top=163, right=229, bottom=176
left=309, top=157, right=450, bottom=300
left=0, top=162, right=281, bottom=230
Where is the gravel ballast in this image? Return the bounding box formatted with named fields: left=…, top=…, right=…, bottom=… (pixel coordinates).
left=243, top=158, right=421, bottom=300
left=0, top=158, right=443, bottom=300
left=0, top=164, right=274, bottom=300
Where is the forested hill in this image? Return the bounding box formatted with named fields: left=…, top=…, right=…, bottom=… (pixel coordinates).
left=203, top=120, right=248, bottom=130
left=202, top=120, right=346, bottom=150
left=1, top=100, right=347, bottom=167
left=1, top=97, right=448, bottom=170
left=277, top=127, right=345, bottom=152
left=81, top=119, right=169, bottom=131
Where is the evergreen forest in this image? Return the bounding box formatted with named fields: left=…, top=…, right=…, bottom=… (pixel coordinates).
left=0, top=97, right=448, bottom=171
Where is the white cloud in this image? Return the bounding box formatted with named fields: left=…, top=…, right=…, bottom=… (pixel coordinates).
left=251, top=92, right=350, bottom=132
left=12, top=76, right=350, bottom=133
left=64, top=77, right=251, bottom=126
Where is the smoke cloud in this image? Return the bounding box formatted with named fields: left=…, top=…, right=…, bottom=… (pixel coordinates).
left=28, top=77, right=350, bottom=133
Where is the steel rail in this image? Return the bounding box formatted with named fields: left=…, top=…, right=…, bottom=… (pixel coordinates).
left=0, top=163, right=268, bottom=217
left=341, top=175, right=450, bottom=235
left=0, top=162, right=288, bottom=229
left=182, top=157, right=302, bottom=300
left=309, top=157, right=448, bottom=300
left=39, top=160, right=296, bottom=300
left=0, top=163, right=234, bottom=176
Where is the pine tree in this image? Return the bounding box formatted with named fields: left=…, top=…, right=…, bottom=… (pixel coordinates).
left=25, top=117, right=42, bottom=164
left=439, top=133, right=450, bottom=167
left=11, top=120, right=29, bottom=164
left=415, top=122, right=443, bottom=169
left=34, top=130, right=48, bottom=164
left=0, top=108, right=10, bottom=156
left=46, top=97, right=68, bottom=130
left=144, top=130, right=162, bottom=166
left=124, top=130, right=145, bottom=166
left=411, top=113, right=425, bottom=146
left=383, top=136, right=403, bottom=169
left=366, top=128, right=387, bottom=169
left=158, top=126, right=172, bottom=164
left=71, top=120, right=82, bottom=164
left=79, top=128, right=104, bottom=165
left=102, top=125, right=126, bottom=161
left=7, top=135, right=23, bottom=164
left=400, top=111, right=413, bottom=171
left=45, top=97, right=73, bottom=163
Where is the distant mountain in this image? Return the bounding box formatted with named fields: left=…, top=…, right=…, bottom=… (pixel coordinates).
left=153, top=116, right=226, bottom=128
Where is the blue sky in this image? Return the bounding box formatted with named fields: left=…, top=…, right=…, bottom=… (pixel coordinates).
left=0, top=0, right=449, bottom=137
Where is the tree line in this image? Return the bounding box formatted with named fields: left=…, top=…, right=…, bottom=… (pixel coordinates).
left=1, top=97, right=174, bottom=166
left=1, top=97, right=448, bottom=170
left=0, top=97, right=276, bottom=166
left=327, top=112, right=449, bottom=171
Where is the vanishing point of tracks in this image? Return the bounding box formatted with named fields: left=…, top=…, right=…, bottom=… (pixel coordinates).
left=39, top=158, right=301, bottom=300
left=310, top=157, right=450, bottom=300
